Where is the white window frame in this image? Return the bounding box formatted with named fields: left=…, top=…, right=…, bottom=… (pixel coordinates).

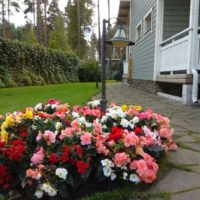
left=135, top=20, right=142, bottom=42
left=143, top=8, right=153, bottom=37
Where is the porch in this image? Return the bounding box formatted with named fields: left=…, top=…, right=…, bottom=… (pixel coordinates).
left=155, top=0, right=200, bottom=104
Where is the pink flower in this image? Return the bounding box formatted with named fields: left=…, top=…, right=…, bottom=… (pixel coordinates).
left=127, top=108, right=139, bottom=117
left=114, top=152, right=131, bottom=167
left=48, top=98, right=59, bottom=105
left=168, top=142, right=177, bottom=151
left=31, top=147, right=44, bottom=164
left=36, top=131, right=43, bottom=141
left=124, top=132, right=139, bottom=147
left=109, top=102, right=116, bottom=107
left=159, top=127, right=172, bottom=139
left=60, top=128, right=75, bottom=140
left=93, top=120, right=102, bottom=134
left=135, top=159, right=148, bottom=175
left=71, top=119, right=79, bottom=129
left=140, top=169, right=157, bottom=183
left=80, top=132, right=92, bottom=145
left=43, top=130, right=56, bottom=146
left=130, top=160, right=138, bottom=170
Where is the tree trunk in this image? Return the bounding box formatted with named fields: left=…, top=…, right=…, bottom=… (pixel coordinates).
left=44, top=0, right=47, bottom=46
left=2, top=0, right=5, bottom=38
left=108, top=0, right=112, bottom=79
left=33, top=0, right=36, bottom=27
left=77, top=0, right=81, bottom=56
left=97, top=0, right=101, bottom=60
left=36, top=0, right=41, bottom=43
left=7, top=0, right=10, bottom=23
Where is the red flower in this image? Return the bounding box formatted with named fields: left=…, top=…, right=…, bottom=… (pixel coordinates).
left=20, top=132, right=28, bottom=138
left=49, top=153, right=58, bottom=164
left=76, top=161, right=89, bottom=174
left=59, top=145, right=69, bottom=163
left=8, top=139, right=26, bottom=161
left=73, top=145, right=83, bottom=157
left=134, top=127, right=143, bottom=135
left=108, top=126, right=123, bottom=142
left=0, top=164, right=11, bottom=189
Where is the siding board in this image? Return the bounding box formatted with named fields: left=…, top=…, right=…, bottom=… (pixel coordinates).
left=130, top=0, right=157, bottom=81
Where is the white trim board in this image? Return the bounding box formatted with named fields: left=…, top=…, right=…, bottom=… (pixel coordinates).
left=157, top=92, right=182, bottom=102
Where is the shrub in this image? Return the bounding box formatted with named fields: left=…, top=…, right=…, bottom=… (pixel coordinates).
left=78, top=59, right=101, bottom=82
left=0, top=38, right=79, bottom=87
left=0, top=78, right=5, bottom=88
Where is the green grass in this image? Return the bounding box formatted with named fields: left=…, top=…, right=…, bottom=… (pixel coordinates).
left=0, top=83, right=100, bottom=114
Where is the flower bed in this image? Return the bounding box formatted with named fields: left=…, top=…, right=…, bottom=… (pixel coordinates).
left=0, top=99, right=177, bottom=199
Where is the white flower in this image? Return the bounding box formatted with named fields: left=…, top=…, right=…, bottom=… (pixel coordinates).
left=55, top=122, right=62, bottom=130
left=120, top=166, right=127, bottom=170
left=55, top=168, right=68, bottom=180
left=34, top=103, right=43, bottom=111
left=129, top=174, right=141, bottom=184
left=103, top=167, right=112, bottom=177
left=78, top=117, right=86, bottom=124
left=35, top=190, right=43, bottom=199
left=120, top=118, right=129, bottom=128
left=111, top=173, right=117, bottom=181
left=132, top=116, right=139, bottom=124
left=55, top=130, right=59, bottom=136
left=123, top=172, right=128, bottom=180
left=72, top=112, right=79, bottom=118
left=87, top=100, right=100, bottom=108
left=85, top=122, right=92, bottom=128
left=50, top=104, right=57, bottom=109
left=101, top=115, right=107, bottom=123
left=41, top=183, right=57, bottom=197
left=143, top=126, right=159, bottom=139
left=101, top=159, right=115, bottom=168
left=32, top=125, right=37, bottom=130
left=36, top=173, right=42, bottom=180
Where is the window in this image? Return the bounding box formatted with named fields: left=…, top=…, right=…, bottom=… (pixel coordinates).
left=144, top=9, right=152, bottom=35
left=136, top=22, right=142, bottom=41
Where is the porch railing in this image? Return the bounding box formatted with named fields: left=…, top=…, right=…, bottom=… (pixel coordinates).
left=160, top=28, right=200, bottom=73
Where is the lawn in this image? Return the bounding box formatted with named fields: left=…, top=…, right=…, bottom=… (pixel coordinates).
left=0, top=82, right=100, bottom=114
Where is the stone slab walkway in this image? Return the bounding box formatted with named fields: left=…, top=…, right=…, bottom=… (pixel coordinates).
left=93, top=83, right=200, bottom=200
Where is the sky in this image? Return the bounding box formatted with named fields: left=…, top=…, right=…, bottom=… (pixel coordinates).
left=9, top=0, right=120, bottom=36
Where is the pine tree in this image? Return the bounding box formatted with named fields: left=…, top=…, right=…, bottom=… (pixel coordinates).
left=48, top=14, right=68, bottom=51
left=21, top=24, right=37, bottom=44
left=47, top=0, right=60, bottom=32
left=65, top=0, right=94, bottom=58
left=24, top=0, right=36, bottom=26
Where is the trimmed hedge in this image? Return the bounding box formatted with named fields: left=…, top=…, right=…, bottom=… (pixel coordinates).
left=78, top=59, right=101, bottom=82
left=0, top=38, right=79, bottom=87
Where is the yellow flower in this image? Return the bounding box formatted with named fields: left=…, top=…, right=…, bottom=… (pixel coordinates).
left=24, top=109, right=33, bottom=119
left=15, top=114, right=23, bottom=123
left=5, top=115, right=15, bottom=126
left=1, top=129, right=8, bottom=143
left=133, top=106, right=142, bottom=111
left=121, top=105, right=128, bottom=112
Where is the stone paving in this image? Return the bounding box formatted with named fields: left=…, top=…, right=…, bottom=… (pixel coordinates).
left=93, top=83, right=200, bottom=200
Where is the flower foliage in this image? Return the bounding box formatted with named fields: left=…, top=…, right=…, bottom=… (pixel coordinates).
left=0, top=99, right=177, bottom=199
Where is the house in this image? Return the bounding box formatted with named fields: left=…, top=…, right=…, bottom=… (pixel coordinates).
left=118, top=0, right=200, bottom=104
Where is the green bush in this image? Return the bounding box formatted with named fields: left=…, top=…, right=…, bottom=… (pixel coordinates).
left=0, top=37, right=79, bottom=87
left=0, top=78, right=5, bottom=88
left=78, top=59, right=101, bottom=82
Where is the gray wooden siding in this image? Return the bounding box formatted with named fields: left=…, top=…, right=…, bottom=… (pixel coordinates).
left=163, top=0, right=190, bottom=40
left=129, top=0, right=157, bottom=81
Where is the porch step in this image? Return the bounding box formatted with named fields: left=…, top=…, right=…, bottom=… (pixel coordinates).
left=157, top=74, right=200, bottom=84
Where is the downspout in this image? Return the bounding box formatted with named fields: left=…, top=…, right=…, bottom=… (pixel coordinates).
left=192, top=68, right=199, bottom=103
left=188, top=0, right=199, bottom=104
